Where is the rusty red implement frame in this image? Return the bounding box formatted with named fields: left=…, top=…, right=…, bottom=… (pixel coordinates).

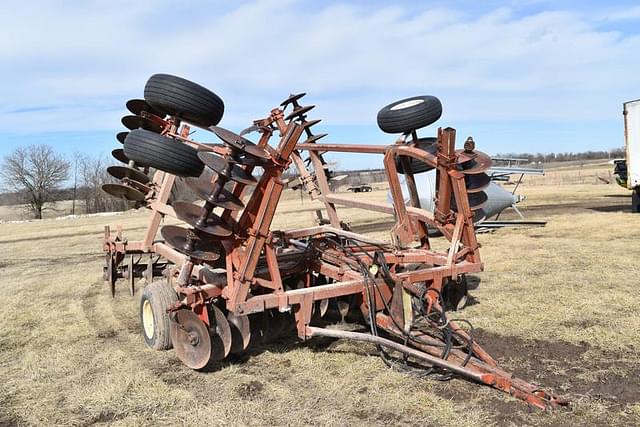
left=103, top=94, right=568, bottom=411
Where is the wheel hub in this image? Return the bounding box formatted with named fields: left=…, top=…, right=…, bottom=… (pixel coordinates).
left=142, top=299, right=154, bottom=338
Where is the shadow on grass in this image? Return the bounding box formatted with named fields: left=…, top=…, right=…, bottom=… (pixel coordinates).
left=588, top=204, right=631, bottom=213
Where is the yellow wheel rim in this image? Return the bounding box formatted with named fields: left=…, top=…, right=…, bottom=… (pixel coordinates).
left=142, top=299, right=155, bottom=339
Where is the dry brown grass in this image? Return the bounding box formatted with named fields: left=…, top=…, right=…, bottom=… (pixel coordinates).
left=1, top=175, right=639, bottom=426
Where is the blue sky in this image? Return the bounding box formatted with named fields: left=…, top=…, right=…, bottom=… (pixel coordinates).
left=1, top=0, right=639, bottom=171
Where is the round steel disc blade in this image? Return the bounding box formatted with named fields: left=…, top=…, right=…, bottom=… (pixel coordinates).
left=285, top=105, right=315, bottom=121
left=106, top=254, right=116, bottom=297
left=160, top=225, right=221, bottom=262
left=473, top=208, right=487, bottom=222
left=465, top=173, right=490, bottom=193
left=102, top=183, right=145, bottom=202
left=451, top=191, right=488, bottom=212
left=171, top=309, right=213, bottom=370
left=239, top=124, right=259, bottom=136
left=337, top=300, right=350, bottom=319
left=172, top=201, right=233, bottom=237
left=227, top=312, right=251, bottom=354
left=107, top=165, right=150, bottom=184
left=456, top=151, right=492, bottom=174
left=209, top=305, right=232, bottom=361
left=111, top=148, right=129, bottom=164
left=317, top=299, right=329, bottom=318
left=126, top=98, right=164, bottom=117
left=208, top=126, right=271, bottom=160
left=301, top=133, right=328, bottom=144
left=124, top=178, right=150, bottom=194
left=121, top=115, right=163, bottom=133
left=234, top=152, right=270, bottom=167
left=185, top=176, right=244, bottom=211
left=116, top=131, right=128, bottom=144
left=197, top=152, right=257, bottom=186
left=280, top=92, right=306, bottom=107
left=302, top=119, right=321, bottom=129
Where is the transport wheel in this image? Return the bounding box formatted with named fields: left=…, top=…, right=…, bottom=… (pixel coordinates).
left=632, top=188, right=640, bottom=213
left=140, top=280, right=178, bottom=350
left=124, top=129, right=204, bottom=177
left=395, top=137, right=438, bottom=174
left=377, top=95, right=442, bottom=134
left=144, top=74, right=224, bottom=128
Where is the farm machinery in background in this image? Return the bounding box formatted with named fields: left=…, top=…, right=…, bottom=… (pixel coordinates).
left=394, top=161, right=546, bottom=232
left=101, top=74, right=568, bottom=410
left=613, top=98, right=640, bottom=212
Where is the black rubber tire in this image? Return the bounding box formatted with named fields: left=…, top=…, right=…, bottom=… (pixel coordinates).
left=377, top=96, right=442, bottom=134
left=395, top=137, right=438, bottom=174
left=124, top=129, right=204, bottom=177
left=140, top=280, right=179, bottom=350
left=632, top=188, right=640, bottom=213
left=144, top=74, right=224, bottom=128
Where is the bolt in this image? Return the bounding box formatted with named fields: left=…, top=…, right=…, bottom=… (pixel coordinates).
left=188, top=332, right=199, bottom=346
left=464, top=137, right=475, bottom=153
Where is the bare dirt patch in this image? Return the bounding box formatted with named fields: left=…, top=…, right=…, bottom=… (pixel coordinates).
left=236, top=380, right=265, bottom=399
left=475, top=329, right=640, bottom=406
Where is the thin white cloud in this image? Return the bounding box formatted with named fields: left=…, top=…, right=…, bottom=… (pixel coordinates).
left=0, top=0, right=639, bottom=133
left=605, top=5, right=640, bottom=21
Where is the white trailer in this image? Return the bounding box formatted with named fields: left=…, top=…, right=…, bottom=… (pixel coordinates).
left=623, top=99, right=640, bottom=212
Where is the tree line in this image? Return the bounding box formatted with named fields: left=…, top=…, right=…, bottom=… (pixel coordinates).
left=0, top=143, right=626, bottom=220
left=494, top=147, right=625, bottom=164
left=0, top=145, right=128, bottom=219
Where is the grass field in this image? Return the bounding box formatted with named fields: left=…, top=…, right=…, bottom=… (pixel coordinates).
left=1, top=177, right=640, bottom=426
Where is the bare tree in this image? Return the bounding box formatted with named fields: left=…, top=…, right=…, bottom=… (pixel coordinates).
left=71, top=151, right=82, bottom=215
left=79, top=154, right=128, bottom=214
left=1, top=145, right=70, bottom=219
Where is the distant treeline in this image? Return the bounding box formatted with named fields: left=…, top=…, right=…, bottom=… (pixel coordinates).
left=0, top=188, right=76, bottom=206
left=0, top=186, right=110, bottom=207
left=494, top=147, right=625, bottom=164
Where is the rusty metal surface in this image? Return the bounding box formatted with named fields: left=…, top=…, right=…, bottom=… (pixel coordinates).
left=208, top=125, right=271, bottom=160
left=116, top=131, right=128, bottom=144
left=126, top=98, right=164, bottom=117
left=197, top=152, right=258, bottom=186
left=160, top=225, right=221, bottom=262
left=185, top=176, right=244, bottom=210
left=111, top=148, right=129, bottom=164
left=101, top=183, right=145, bottom=201
left=172, top=201, right=234, bottom=237
left=101, top=88, right=567, bottom=410
left=121, top=115, right=163, bottom=133
left=107, top=165, right=150, bottom=184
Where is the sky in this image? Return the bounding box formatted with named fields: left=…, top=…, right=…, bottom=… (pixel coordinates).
left=1, top=0, right=640, bottom=171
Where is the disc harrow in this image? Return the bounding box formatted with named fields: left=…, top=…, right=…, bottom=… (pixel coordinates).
left=101, top=74, right=569, bottom=411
